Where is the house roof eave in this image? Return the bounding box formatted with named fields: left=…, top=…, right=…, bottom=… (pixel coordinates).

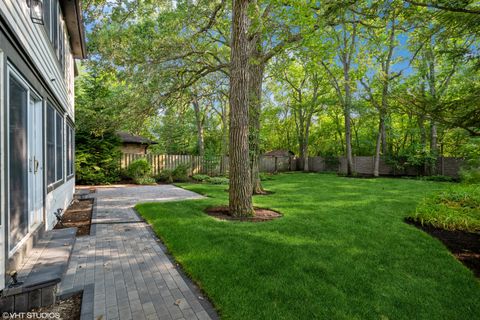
left=60, top=0, right=87, bottom=59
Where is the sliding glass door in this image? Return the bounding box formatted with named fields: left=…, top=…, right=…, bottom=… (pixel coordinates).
left=8, top=73, right=29, bottom=250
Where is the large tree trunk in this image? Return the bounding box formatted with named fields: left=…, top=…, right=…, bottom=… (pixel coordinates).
left=248, top=49, right=266, bottom=194
left=192, top=97, right=205, bottom=157
left=229, top=0, right=253, bottom=217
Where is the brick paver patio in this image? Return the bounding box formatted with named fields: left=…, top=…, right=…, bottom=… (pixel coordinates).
left=58, top=185, right=217, bottom=320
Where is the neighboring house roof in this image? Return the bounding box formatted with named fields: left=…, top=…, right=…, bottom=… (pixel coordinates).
left=117, top=132, right=158, bottom=145
left=60, top=0, right=86, bottom=59
left=264, top=150, right=295, bottom=157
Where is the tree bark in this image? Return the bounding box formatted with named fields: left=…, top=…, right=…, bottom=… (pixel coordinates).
left=228, top=0, right=254, bottom=217
left=343, top=65, right=354, bottom=175
left=192, top=96, right=205, bottom=157
left=373, top=117, right=384, bottom=177
left=220, top=99, right=229, bottom=174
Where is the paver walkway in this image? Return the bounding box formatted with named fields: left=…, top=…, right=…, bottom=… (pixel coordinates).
left=58, top=185, right=217, bottom=320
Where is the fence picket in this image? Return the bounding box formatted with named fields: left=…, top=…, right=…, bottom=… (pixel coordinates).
left=120, top=154, right=463, bottom=179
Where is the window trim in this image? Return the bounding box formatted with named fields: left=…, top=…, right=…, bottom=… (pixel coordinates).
left=66, top=123, right=75, bottom=179
left=46, top=102, right=65, bottom=190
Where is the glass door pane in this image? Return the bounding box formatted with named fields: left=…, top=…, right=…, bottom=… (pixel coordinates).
left=9, top=75, right=28, bottom=250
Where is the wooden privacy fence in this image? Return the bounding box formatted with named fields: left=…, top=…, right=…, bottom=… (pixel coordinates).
left=316, top=156, right=463, bottom=179
left=121, top=153, right=463, bottom=178
left=121, top=154, right=296, bottom=176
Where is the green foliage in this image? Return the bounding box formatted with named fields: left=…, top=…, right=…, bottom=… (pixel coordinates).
left=459, top=137, right=480, bottom=184
left=172, top=163, right=190, bottom=182
left=135, top=177, right=157, bottom=185
left=420, top=175, right=455, bottom=182
left=411, top=185, right=480, bottom=232
left=259, top=172, right=274, bottom=181
left=136, top=174, right=480, bottom=320
left=155, top=170, right=174, bottom=184
left=207, top=177, right=229, bottom=185
left=75, top=131, right=121, bottom=185
left=127, top=159, right=151, bottom=183
left=154, top=164, right=191, bottom=183
left=192, top=174, right=210, bottom=182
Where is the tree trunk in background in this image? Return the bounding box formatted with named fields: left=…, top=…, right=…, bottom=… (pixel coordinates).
left=221, top=105, right=228, bottom=174
left=192, top=97, right=205, bottom=157
left=228, top=0, right=253, bottom=217
left=373, top=117, right=384, bottom=177
left=430, top=121, right=438, bottom=174
left=248, top=48, right=266, bottom=194
left=343, top=65, right=354, bottom=175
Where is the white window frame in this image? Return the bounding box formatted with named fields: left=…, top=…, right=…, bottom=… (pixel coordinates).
left=46, top=103, right=65, bottom=188
left=66, top=123, right=74, bottom=178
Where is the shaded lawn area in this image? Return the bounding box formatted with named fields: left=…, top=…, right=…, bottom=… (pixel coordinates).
left=135, top=173, right=480, bottom=320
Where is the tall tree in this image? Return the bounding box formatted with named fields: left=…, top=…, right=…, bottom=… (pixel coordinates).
left=275, top=57, right=325, bottom=171
left=360, top=2, right=404, bottom=176
left=229, top=0, right=254, bottom=216
left=320, top=20, right=359, bottom=175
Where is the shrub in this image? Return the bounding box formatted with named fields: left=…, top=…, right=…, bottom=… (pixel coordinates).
left=155, top=169, right=174, bottom=184
left=135, top=177, right=157, bottom=185
left=207, top=177, right=229, bottom=185
left=409, top=185, right=480, bottom=232
left=172, top=163, right=190, bottom=182
left=127, top=158, right=151, bottom=180
left=192, top=174, right=210, bottom=182
left=459, top=137, right=480, bottom=184
left=75, top=131, right=121, bottom=185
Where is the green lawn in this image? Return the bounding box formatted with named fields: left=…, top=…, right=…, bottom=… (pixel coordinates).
left=135, top=173, right=480, bottom=320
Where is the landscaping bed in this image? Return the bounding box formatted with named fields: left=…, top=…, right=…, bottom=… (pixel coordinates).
left=54, top=199, right=93, bottom=236
left=406, top=218, right=479, bottom=277
left=31, top=293, right=82, bottom=320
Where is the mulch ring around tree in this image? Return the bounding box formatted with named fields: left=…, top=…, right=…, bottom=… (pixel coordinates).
left=405, top=218, right=480, bottom=277
left=54, top=198, right=94, bottom=236
left=205, top=206, right=282, bottom=222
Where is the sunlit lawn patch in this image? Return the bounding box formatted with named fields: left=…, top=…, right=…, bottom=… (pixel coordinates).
left=136, top=173, right=480, bottom=320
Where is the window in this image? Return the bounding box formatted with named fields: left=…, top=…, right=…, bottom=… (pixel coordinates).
left=43, top=0, right=66, bottom=70
left=46, top=103, right=64, bottom=186
left=46, top=105, right=55, bottom=184
left=56, top=112, right=63, bottom=180
left=66, top=124, right=74, bottom=177
left=43, top=0, right=51, bottom=38
left=8, top=74, right=29, bottom=249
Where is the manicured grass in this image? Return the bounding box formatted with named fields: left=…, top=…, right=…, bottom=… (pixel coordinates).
left=135, top=173, right=480, bottom=320
left=409, top=184, right=480, bottom=232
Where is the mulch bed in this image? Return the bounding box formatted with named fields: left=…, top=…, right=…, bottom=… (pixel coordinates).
left=31, top=293, right=82, bottom=320
left=54, top=198, right=93, bottom=236
left=205, top=206, right=281, bottom=222
left=406, top=218, right=480, bottom=277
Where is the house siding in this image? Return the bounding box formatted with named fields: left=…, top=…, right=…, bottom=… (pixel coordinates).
left=0, top=0, right=74, bottom=117
left=0, top=1, right=78, bottom=290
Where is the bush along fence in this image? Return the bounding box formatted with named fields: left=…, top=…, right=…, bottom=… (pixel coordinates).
left=121, top=153, right=463, bottom=178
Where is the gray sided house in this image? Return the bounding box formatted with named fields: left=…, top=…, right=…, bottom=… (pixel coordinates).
left=0, top=0, right=86, bottom=291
